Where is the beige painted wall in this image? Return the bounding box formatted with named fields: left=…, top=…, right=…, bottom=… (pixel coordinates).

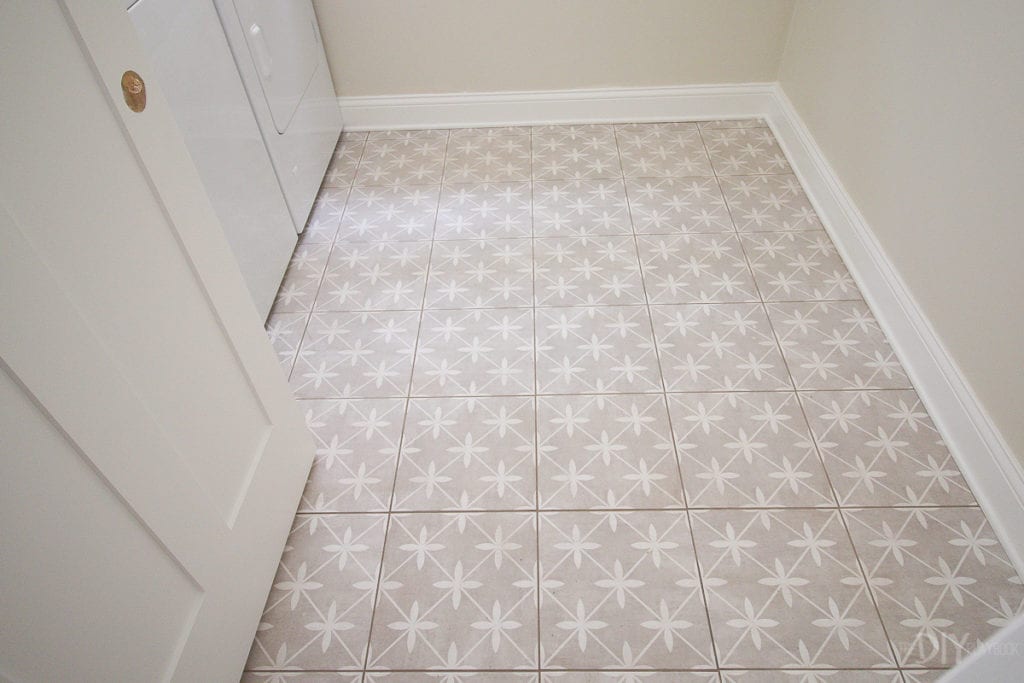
left=312, top=0, right=795, bottom=96
left=779, top=1, right=1024, bottom=463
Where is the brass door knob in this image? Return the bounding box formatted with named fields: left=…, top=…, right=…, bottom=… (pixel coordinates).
left=120, top=70, right=146, bottom=113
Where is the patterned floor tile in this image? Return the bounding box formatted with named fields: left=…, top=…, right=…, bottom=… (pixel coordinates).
left=544, top=675, right=718, bottom=683
left=367, top=512, right=538, bottom=669
left=273, top=243, right=330, bottom=313
left=412, top=309, right=535, bottom=396
left=534, top=236, right=645, bottom=307
left=800, top=390, right=975, bottom=507
left=637, top=234, right=759, bottom=304
left=533, top=124, right=615, bottom=136
left=719, top=672, right=899, bottom=683
left=393, top=397, right=536, bottom=511
left=650, top=304, right=791, bottom=392
left=702, top=128, right=792, bottom=176
left=291, top=311, right=419, bottom=399
left=337, top=185, right=440, bottom=243
left=536, top=306, right=662, bottom=395
left=899, top=671, right=947, bottom=683
left=425, top=239, right=533, bottom=309
left=316, top=242, right=430, bottom=312
left=625, top=177, right=734, bottom=235
left=245, top=514, right=387, bottom=671
left=766, top=302, right=911, bottom=390
left=436, top=182, right=533, bottom=240
left=697, top=118, right=768, bottom=130
left=844, top=507, right=1024, bottom=668
left=303, top=188, right=351, bottom=243
left=539, top=511, right=715, bottom=669
left=668, top=392, right=835, bottom=508
left=367, top=129, right=449, bottom=143
left=719, top=175, right=822, bottom=232
left=324, top=137, right=365, bottom=188
left=297, top=399, right=405, bottom=513
left=691, top=509, right=894, bottom=669
left=537, top=394, right=684, bottom=509
left=449, top=126, right=532, bottom=140
left=266, top=311, right=309, bottom=374
left=242, top=673, right=361, bottom=683
left=356, top=138, right=447, bottom=187
left=533, top=179, right=632, bottom=237
left=445, top=135, right=532, bottom=183
left=741, top=232, right=858, bottom=301
left=533, top=129, right=622, bottom=181
left=369, top=674, right=537, bottom=683
left=616, top=124, right=714, bottom=178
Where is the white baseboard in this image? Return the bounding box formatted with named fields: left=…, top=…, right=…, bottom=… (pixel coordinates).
left=338, top=83, right=776, bottom=130
left=766, top=84, right=1024, bottom=575
left=338, top=82, right=1024, bottom=575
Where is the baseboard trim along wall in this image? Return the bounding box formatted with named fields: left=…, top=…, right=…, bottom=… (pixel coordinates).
left=338, top=83, right=1024, bottom=575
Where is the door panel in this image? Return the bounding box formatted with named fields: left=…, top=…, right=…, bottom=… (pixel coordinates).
left=0, top=2, right=314, bottom=681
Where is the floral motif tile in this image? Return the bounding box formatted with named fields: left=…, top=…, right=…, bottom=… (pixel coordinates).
left=324, top=137, right=365, bottom=188
left=369, top=674, right=537, bottom=683
left=536, top=306, right=662, bottom=394
left=543, top=675, right=718, bottom=683
left=426, top=239, right=533, bottom=309
left=719, top=175, right=821, bottom=232
left=393, top=397, right=536, bottom=511
left=245, top=514, right=387, bottom=671
left=539, top=511, right=715, bottom=669
left=799, top=390, right=975, bottom=507
left=290, top=311, right=419, bottom=399
left=533, top=124, right=614, bottom=136
left=242, top=673, right=361, bottom=683
left=537, top=394, right=684, bottom=509
left=436, top=182, right=532, bottom=240
left=616, top=124, right=714, bottom=178
left=668, top=392, right=834, bottom=508
left=650, top=304, right=791, bottom=392
left=266, top=311, right=309, bottom=374
left=303, top=188, right=351, bottom=242
left=316, top=242, right=430, bottom=312
left=691, top=509, right=894, bottom=669
left=719, top=672, right=898, bottom=683
left=297, top=398, right=405, bottom=513
left=702, top=127, right=792, bottom=176
left=367, top=129, right=450, bottom=143
left=337, top=185, right=440, bottom=243
left=367, top=512, right=538, bottom=670
left=445, top=135, right=532, bottom=183
left=637, top=234, right=759, bottom=304
left=533, top=129, right=621, bottom=181
left=624, top=177, right=734, bottom=235
left=356, top=138, right=447, bottom=187
left=534, top=236, right=645, bottom=307
left=273, top=243, right=330, bottom=313
left=412, top=308, right=535, bottom=396
left=844, top=507, right=1024, bottom=668
left=766, top=301, right=911, bottom=390
left=697, top=118, right=767, bottom=130
left=533, top=179, right=632, bottom=237
left=741, top=232, right=858, bottom=301
left=449, top=126, right=532, bottom=140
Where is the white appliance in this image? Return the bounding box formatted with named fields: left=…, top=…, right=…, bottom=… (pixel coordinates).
left=129, top=0, right=342, bottom=317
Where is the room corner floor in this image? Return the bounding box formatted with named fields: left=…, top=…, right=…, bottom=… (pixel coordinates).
left=248, top=121, right=1023, bottom=682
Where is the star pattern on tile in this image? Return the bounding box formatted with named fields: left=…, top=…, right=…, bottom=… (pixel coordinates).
left=394, top=397, right=536, bottom=511
left=250, top=123, right=1023, bottom=681
left=537, top=394, right=683, bottom=509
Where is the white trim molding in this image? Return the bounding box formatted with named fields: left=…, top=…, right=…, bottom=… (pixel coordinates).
left=338, top=82, right=1024, bottom=575
left=338, top=83, right=776, bottom=130
left=765, top=84, right=1024, bottom=575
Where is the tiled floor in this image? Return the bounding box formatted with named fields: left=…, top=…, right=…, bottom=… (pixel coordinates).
left=250, top=120, right=1023, bottom=682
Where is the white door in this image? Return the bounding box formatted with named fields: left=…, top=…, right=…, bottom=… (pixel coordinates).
left=0, top=2, right=314, bottom=682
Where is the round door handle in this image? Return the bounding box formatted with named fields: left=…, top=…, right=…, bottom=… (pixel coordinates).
left=120, top=70, right=146, bottom=113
